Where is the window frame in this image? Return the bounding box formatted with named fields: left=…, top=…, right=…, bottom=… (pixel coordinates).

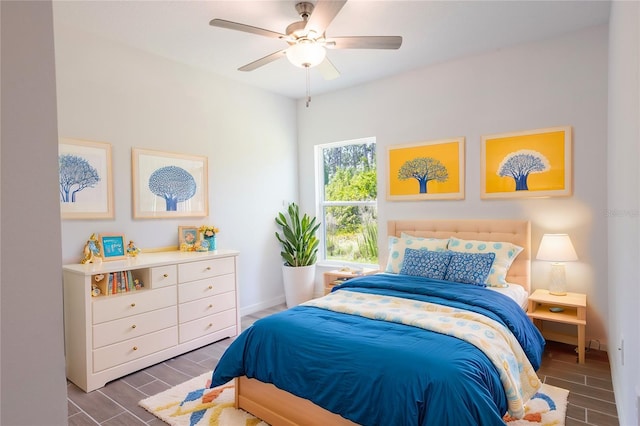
left=314, top=137, right=378, bottom=268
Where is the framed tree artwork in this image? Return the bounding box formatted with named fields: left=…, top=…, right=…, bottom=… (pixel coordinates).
left=59, top=138, right=114, bottom=219
left=481, top=126, right=572, bottom=199
left=132, top=148, right=209, bottom=218
left=387, top=137, right=465, bottom=200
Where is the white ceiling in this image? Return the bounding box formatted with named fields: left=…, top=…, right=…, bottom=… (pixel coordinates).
left=52, top=0, right=611, bottom=100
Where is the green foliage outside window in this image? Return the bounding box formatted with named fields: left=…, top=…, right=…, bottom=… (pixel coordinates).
left=321, top=142, right=378, bottom=264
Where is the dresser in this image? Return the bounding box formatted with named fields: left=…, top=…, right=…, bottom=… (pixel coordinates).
left=63, top=250, right=240, bottom=392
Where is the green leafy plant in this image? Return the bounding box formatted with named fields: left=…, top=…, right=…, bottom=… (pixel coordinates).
left=275, top=202, right=321, bottom=267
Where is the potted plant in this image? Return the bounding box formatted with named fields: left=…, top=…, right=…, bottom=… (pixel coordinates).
left=275, top=202, right=321, bottom=307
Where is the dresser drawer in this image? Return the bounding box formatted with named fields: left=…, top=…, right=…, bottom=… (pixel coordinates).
left=149, top=265, right=177, bottom=288
left=179, top=292, right=236, bottom=323
left=92, top=306, right=177, bottom=349
left=178, top=257, right=235, bottom=282
left=93, top=326, right=178, bottom=372
left=93, top=286, right=176, bottom=324
left=179, top=309, right=236, bottom=343
left=178, top=274, right=235, bottom=304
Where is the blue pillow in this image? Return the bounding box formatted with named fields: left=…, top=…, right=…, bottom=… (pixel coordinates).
left=399, top=248, right=452, bottom=280
left=444, top=252, right=496, bottom=286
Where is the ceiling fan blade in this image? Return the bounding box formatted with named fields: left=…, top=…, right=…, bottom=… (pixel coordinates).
left=317, top=57, right=340, bottom=81
left=209, top=19, right=285, bottom=39
left=238, top=49, right=287, bottom=72
left=327, top=36, right=403, bottom=50
left=305, top=0, right=347, bottom=36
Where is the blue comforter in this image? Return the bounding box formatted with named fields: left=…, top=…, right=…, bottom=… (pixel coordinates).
left=210, top=273, right=545, bottom=426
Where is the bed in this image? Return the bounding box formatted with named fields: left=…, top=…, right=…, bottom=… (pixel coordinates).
left=210, top=219, right=545, bottom=425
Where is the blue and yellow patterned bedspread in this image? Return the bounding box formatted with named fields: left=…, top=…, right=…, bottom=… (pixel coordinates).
left=210, top=273, right=545, bottom=426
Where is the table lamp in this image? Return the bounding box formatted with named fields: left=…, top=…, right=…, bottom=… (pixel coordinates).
left=536, top=233, right=578, bottom=296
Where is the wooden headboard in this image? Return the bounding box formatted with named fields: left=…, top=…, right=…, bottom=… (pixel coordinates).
left=385, top=219, right=531, bottom=292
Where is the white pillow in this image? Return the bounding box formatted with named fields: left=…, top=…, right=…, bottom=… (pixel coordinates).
left=385, top=236, right=449, bottom=274
left=447, top=237, right=523, bottom=288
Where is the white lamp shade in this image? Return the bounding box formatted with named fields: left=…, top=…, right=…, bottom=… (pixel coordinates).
left=286, top=42, right=326, bottom=68
left=536, top=234, right=578, bottom=262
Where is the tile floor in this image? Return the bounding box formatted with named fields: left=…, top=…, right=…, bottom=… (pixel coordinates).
left=67, top=304, right=618, bottom=425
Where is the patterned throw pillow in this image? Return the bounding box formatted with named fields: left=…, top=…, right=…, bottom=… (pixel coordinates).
left=399, top=249, right=453, bottom=280
left=385, top=236, right=449, bottom=274
left=447, top=237, right=523, bottom=288
left=444, top=252, right=496, bottom=286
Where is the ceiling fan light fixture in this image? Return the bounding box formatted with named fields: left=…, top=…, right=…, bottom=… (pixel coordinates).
left=286, top=42, right=326, bottom=68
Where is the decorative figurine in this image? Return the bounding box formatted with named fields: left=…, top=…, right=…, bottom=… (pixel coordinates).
left=81, top=233, right=101, bottom=264
left=127, top=240, right=141, bottom=257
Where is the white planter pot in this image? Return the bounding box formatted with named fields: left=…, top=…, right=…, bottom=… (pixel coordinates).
left=282, top=264, right=316, bottom=308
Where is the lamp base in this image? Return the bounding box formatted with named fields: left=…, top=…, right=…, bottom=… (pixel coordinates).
left=548, top=262, right=567, bottom=296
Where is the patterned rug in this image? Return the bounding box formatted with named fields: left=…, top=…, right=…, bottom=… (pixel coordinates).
left=504, top=383, right=570, bottom=425
left=139, top=372, right=568, bottom=426
left=139, top=372, right=267, bottom=426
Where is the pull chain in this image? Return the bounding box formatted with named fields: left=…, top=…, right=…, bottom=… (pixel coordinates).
left=305, top=65, right=311, bottom=107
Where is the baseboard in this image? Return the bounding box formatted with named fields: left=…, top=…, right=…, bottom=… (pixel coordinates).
left=239, top=295, right=286, bottom=317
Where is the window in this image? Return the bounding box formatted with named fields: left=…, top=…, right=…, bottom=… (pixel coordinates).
left=316, top=138, right=377, bottom=265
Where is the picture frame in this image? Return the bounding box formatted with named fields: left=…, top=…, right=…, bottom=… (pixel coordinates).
left=132, top=148, right=209, bottom=218
left=387, top=137, right=465, bottom=201
left=59, top=138, right=114, bottom=219
left=481, top=126, right=572, bottom=199
left=99, top=233, right=126, bottom=261
left=178, top=225, right=200, bottom=250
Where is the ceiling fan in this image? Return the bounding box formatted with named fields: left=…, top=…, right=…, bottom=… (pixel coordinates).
left=209, top=0, right=403, bottom=105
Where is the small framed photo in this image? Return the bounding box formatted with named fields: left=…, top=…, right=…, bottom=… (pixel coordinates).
left=99, top=234, right=126, bottom=261
left=178, top=226, right=200, bottom=250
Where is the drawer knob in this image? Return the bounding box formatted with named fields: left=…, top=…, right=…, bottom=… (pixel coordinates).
left=163, top=273, right=169, bottom=278
left=205, top=266, right=212, bottom=271
left=208, top=285, right=213, bottom=290
left=208, top=323, right=213, bottom=328
left=132, top=346, right=138, bottom=351
left=130, top=303, right=136, bottom=308
left=208, top=304, right=213, bottom=308
left=131, top=324, right=137, bottom=329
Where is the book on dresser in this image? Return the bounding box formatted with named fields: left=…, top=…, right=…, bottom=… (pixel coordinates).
left=94, top=270, right=143, bottom=296
left=63, top=249, right=240, bottom=392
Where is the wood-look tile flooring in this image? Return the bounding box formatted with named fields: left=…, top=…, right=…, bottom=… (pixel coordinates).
left=67, top=305, right=618, bottom=425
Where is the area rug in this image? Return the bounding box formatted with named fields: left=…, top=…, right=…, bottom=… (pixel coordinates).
left=504, top=383, right=570, bottom=426
left=140, top=372, right=568, bottom=426
left=139, top=372, right=268, bottom=426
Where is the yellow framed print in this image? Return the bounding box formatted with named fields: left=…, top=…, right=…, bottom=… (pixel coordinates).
left=481, top=126, right=572, bottom=199
left=387, top=137, right=465, bottom=201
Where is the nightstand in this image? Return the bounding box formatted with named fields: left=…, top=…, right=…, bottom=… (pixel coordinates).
left=323, top=268, right=379, bottom=295
left=527, top=288, right=587, bottom=363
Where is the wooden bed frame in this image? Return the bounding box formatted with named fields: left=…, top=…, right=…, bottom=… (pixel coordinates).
left=235, top=219, right=531, bottom=425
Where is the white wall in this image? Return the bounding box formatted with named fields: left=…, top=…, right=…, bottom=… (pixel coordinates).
left=607, top=2, right=640, bottom=425
left=54, top=24, right=298, bottom=313
left=298, top=26, right=610, bottom=346
left=1, top=1, right=68, bottom=424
